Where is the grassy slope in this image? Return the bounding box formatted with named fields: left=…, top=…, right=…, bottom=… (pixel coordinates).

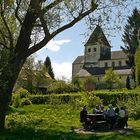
left=0, top=104, right=140, bottom=140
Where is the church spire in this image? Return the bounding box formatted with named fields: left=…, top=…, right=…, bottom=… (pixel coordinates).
left=85, top=25, right=111, bottom=47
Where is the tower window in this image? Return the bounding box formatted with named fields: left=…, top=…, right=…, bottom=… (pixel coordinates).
left=88, top=48, right=91, bottom=52
left=119, top=61, right=122, bottom=66
left=112, top=61, right=115, bottom=67
left=105, top=62, right=108, bottom=67
left=93, top=48, right=96, bottom=52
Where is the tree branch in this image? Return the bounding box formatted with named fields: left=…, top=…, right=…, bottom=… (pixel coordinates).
left=26, top=37, right=50, bottom=57
left=0, top=28, right=8, bottom=48
left=42, top=0, right=63, bottom=14
left=0, top=3, right=14, bottom=49
left=0, top=42, right=9, bottom=49
left=51, top=3, right=98, bottom=38
left=39, top=13, right=51, bottom=37
left=15, top=0, right=22, bottom=24
left=26, top=2, right=98, bottom=57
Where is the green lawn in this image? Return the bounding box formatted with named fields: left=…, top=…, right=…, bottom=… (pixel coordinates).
left=0, top=104, right=140, bottom=140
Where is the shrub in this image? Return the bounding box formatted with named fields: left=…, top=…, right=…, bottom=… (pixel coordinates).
left=117, top=96, right=140, bottom=120
left=47, top=80, right=81, bottom=94
left=12, top=94, right=21, bottom=108
left=29, top=95, right=49, bottom=104
left=20, top=98, right=32, bottom=107
left=76, top=92, right=103, bottom=108
left=14, top=88, right=30, bottom=98
left=12, top=88, right=31, bottom=108
left=93, top=90, right=139, bottom=106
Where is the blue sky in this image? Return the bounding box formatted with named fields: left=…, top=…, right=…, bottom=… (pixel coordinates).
left=35, top=2, right=140, bottom=80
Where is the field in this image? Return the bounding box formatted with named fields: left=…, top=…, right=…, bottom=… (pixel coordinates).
left=0, top=104, right=140, bottom=140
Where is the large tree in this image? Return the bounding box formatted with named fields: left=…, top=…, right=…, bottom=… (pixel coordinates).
left=121, top=8, right=140, bottom=84
left=0, top=0, right=138, bottom=129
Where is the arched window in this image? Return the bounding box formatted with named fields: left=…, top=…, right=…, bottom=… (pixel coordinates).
left=93, top=48, right=96, bottom=52
left=112, top=61, right=115, bottom=67
left=88, top=48, right=91, bottom=52
left=119, top=61, right=122, bottom=66
left=105, top=62, right=108, bottom=67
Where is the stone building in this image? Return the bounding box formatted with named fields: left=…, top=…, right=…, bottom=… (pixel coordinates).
left=72, top=26, right=131, bottom=86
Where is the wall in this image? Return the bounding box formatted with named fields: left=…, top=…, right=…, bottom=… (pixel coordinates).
left=72, top=63, right=83, bottom=77
left=84, top=44, right=100, bottom=63
left=99, top=59, right=127, bottom=67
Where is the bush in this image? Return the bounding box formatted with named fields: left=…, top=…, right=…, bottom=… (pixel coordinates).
left=92, top=90, right=139, bottom=106
left=76, top=92, right=103, bottom=108
left=47, top=80, right=81, bottom=94
left=13, top=88, right=30, bottom=98
left=117, top=96, right=140, bottom=120
left=12, top=94, right=21, bottom=108
left=12, top=88, right=31, bottom=108
left=20, top=98, right=32, bottom=107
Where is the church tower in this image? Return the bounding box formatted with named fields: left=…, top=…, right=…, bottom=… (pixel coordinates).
left=84, top=26, right=111, bottom=68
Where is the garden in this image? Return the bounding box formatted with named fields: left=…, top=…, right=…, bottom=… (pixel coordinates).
left=1, top=88, right=140, bottom=140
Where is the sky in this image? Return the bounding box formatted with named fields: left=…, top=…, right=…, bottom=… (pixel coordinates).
left=35, top=2, right=140, bottom=81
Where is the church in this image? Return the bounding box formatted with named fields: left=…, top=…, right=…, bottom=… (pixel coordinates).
left=72, top=26, right=131, bottom=85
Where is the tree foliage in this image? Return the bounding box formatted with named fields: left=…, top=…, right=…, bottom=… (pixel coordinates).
left=135, top=29, right=140, bottom=87
left=16, top=56, right=51, bottom=93
left=102, top=68, right=121, bottom=90
left=121, top=8, right=140, bottom=82
left=126, top=76, right=131, bottom=89
left=44, top=56, right=55, bottom=79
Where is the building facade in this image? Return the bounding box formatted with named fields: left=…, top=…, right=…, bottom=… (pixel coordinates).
left=72, top=26, right=131, bottom=85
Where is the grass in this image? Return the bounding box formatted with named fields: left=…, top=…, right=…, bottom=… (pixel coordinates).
left=0, top=104, right=140, bottom=140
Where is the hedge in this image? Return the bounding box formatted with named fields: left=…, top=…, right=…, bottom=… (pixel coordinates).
left=93, top=92, right=139, bottom=106
left=29, top=93, right=80, bottom=104
left=29, top=91, right=140, bottom=106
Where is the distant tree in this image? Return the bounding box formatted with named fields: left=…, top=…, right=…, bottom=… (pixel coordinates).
left=121, top=8, right=140, bottom=85
left=135, top=29, right=140, bottom=86
left=44, top=56, right=55, bottom=79
left=16, top=56, right=35, bottom=93
left=126, top=76, right=131, bottom=89
left=72, top=76, right=83, bottom=90
left=103, top=68, right=120, bottom=90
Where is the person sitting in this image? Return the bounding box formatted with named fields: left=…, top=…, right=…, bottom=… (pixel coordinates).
left=100, top=105, right=105, bottom=114
left=80, top=106, right=91, bottom=130
left=106, top=104, right=116, bottom=129
left=118, top=106, right=126, bottom=128
left=124, top=106, right=128, bottom=128
left=115, top=107, right=119, bottom=114
left=93, top=104, right=100, bottom=114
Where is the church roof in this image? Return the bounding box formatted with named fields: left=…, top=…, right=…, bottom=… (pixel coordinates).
left=111, top=51, right=127, bottom=59
left=85, top=25, right=111, bottom=47
left=76, top=69, right=91, bottom=77
left=73, top=50, right=127, bottom=64
left=72, top=55, right=84, bottom=64
left=85, top=66, right=130, bottom=76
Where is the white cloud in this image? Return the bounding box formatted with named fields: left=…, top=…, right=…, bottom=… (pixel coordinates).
left=46, top=39, right=71, bottom=52
left=52, top=62, right=72, bottom=80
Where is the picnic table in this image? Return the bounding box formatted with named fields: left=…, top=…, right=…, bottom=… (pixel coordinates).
left=87, top=113, right=104, bottom=121
left=87, top=113, right=109, bottom=130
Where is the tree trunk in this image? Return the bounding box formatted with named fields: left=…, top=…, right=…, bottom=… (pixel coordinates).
left=0, top=0, right=42, bottom=129
left=0, top=57, right=25, bottom=129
